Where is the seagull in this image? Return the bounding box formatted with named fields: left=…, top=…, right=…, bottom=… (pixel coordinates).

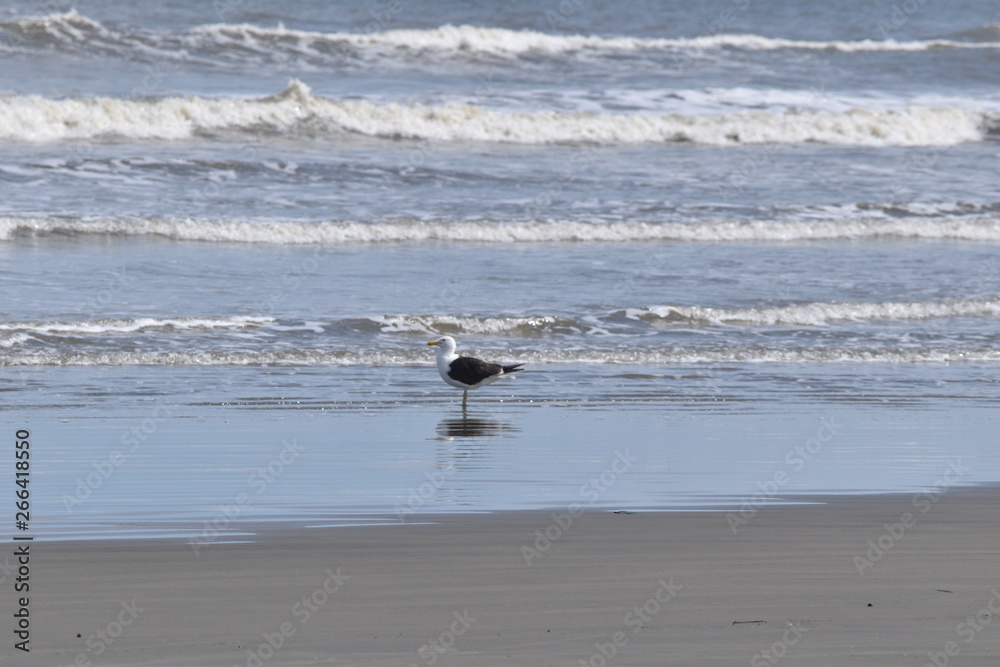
left=427, top=336, right=523, bottom=407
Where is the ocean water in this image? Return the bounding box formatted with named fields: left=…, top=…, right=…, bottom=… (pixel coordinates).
left=2, top=0, right=1000, bottom=540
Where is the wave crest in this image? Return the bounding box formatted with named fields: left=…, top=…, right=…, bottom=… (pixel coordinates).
left=371, top=314, right=582, bottom=336
left=629, top=298, right=1000, bottom=328
left=5, top=216, right=1000, bottom=245
left=1, top=9, right=107, bottom=42
left=0, top=81, right=993, bottom=146
left=0, top=316, right=272, bottom=339
left=3, top=346, right=999, bottom=367
left=7, top=13, right=998, bottom=59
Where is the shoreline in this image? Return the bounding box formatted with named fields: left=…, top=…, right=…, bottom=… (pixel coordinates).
left=22, top=486, right=1000, bottom=666
left=21, top=472, right=985, bottom=546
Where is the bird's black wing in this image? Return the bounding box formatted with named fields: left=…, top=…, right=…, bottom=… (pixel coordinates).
left=448, top=356, right=503, bottom=386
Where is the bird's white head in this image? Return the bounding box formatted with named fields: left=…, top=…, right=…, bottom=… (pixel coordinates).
left=427, top=336, right=458, bottom=355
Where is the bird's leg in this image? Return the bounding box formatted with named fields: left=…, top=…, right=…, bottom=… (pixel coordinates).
left=462, top=390, right=468, bottom=407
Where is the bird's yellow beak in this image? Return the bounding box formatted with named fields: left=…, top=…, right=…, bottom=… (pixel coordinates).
left=427, top=340, right=439, bottom=346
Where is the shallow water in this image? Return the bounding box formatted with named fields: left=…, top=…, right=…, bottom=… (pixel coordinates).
left=7, top=361, right=997, bottom=542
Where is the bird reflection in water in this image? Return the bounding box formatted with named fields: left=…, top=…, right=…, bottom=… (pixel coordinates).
left=435, top=412, right=521, bottom=439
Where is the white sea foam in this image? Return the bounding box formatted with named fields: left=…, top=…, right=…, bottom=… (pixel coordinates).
left=190, top=21, right=1000, bottom=56
left=3, top=346, right=998, bottom=367
left=369, top=298, right=1000, bottom=334
left=0, top=316, right=272, bottom=338
left=0, top=81, right=993, bottom=146
left=0, top=10, right=110, bottom=45
left=5, top=12, right=1000, bottom=59
left=372, top=314, right=580, bottom=336
left=630, top=297, right=1000, bottom=328
left=4, top=215, right=1000, bottom=245
left=370, top=299, right=1000, bottom=335
left=0, top=332, right=31, bottom=348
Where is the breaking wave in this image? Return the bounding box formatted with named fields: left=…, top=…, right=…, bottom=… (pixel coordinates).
left=3, top=11, right=999, bottom=61
left=4, top=346, right=1000, bottom=367
left=371, top=315, right=583, bottom=336
left=0, top=316, right=273, bottom=350
left=0, top=316, right=272, bottom=337
left=189, top=21, right=1000, bottom=57
left=0, top=81, right=994, bottom=146
left=4, top=215, right=1000, bottom=245
left=629, top=298, right=1000, bottom=328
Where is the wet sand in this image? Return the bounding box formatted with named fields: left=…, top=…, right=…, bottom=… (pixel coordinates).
left=23, top=486, right=1000, bottom=666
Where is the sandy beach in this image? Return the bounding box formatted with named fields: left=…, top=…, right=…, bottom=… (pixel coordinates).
left=18, top=486, right=997, bottom=666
